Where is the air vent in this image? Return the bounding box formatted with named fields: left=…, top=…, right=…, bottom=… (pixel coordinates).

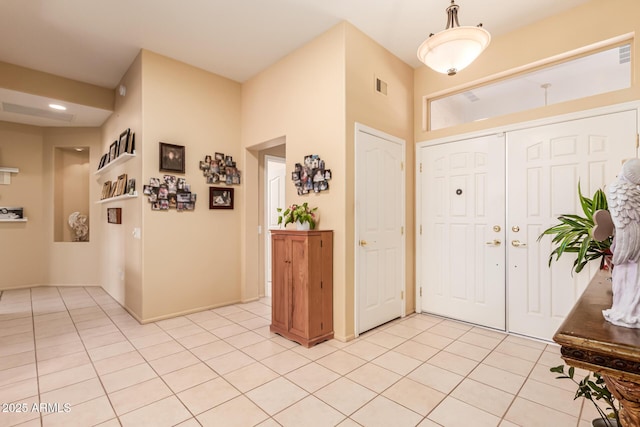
left=375, top=78, right=387, bottom=95
left=463, top=91, right=479, bottom=102
left=619, top=45, right=631, bottom=64
left=1, top=102, right=74, bottom=122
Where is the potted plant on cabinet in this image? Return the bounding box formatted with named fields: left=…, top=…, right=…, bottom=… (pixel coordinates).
left=277, top=202, right=318, bottom=230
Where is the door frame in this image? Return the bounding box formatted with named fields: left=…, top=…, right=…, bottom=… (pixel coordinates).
left=415, top=100, right=640, bottom=320
left=264, top=154, right=286, bottom=298
left=354, top=122, right=406, bottom=337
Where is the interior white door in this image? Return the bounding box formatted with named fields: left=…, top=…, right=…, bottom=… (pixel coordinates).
left=507, top=110, right=638, bottom=340
left=265, top=156, right=286, bottom=298
left=356, top=125, right=405, bottom=334
left=420, top=134, right=506, bottom=329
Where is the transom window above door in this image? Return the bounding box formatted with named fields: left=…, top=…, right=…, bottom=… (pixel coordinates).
left=429, top=43, right=631, bottom=130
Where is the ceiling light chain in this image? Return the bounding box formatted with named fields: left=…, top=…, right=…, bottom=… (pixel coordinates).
left=417, top=0, right=491, bottom=76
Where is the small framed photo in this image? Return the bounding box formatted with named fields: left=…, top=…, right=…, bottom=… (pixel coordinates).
left=107, top=208, right=121, bottom=224
left=209, top=187, right=234, bottom=210
left=101, top=181, right=112, bottom=199
left=109, top=141, right=118, bottom=162
left=159, top=142, right=185, bottom=173
left=118, top=129, right=130, bottom=156
left=215, top=152, right=224, bottom=161
left=98, top=154, right=108, bottom=170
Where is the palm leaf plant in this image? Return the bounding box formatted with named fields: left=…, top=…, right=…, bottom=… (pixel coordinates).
left=537, top=184, right=612, bottom=274
left=550, top=365, right=619, bottom=426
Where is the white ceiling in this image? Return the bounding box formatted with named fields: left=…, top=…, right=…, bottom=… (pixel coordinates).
left=0, top=0, right=591, bottom=127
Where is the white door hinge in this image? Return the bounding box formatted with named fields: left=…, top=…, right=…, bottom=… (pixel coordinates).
left=401, top=291, right=404, bottom=300
left=400, top=162, right=404, bottom=171
left=401, top=226, right=404, bottom=235
left=419, top=163, right=423, bottom=173
left=420, top=287, right=422, bottom=297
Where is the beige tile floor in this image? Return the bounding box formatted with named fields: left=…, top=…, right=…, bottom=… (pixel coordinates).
left=0, top=286, right=603, bottom=427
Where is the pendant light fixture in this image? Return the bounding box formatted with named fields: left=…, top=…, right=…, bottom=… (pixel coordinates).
left=417, top=0, right=490, bottom=76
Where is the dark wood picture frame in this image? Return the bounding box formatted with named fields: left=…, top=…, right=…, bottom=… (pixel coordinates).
left=109, top=141, right=118, bottom=162
left=209, top=187, right=234, bottom=210
left=118, top=128, right=130, bottom=156
left=107, top=208, right=122, bottom=224
left=159, top=142, right=185, bottom=173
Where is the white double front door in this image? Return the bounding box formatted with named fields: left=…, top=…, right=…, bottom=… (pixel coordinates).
left=419, top=109, right=637, bottom=340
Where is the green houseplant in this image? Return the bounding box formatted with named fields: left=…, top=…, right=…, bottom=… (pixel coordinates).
left=550, top=365, right=619, bottom=426
left=541, top=184, right=619, bottom=426
left=537, top=184, right=612, bottom=274
left=277, top=202, right=317, bottom=230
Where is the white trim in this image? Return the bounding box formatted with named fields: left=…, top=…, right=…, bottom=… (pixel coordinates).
left=354, top=123, right=406, bottom=337
left=415, top=100, right=640, bottom=317
left=417, top=101, right=640, bottom=149
left=264, top=155, right=285, bottom=298
left=94, top=152, right=135, bottom=176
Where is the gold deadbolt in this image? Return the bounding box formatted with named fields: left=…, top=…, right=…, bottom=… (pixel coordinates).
left=493, top=225, right=501, bottom=232
left=512, top=226, right=520, bottom=232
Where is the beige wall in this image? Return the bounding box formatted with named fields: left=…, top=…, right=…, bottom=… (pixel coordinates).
left=242, top=22, right=414, bottom=340
left=99, top=53, right=144, bottom=315
left=0, top=61, right=113, bottom=111
left=44, top=127, right=101, bottom=286
left=0, top=122, right=46, bottom=288
left=53, top=148, right=90, bottom=242
left=140, top=50, right=243, bottom=321
left=345, top=24, right=415, bottom=325
left=415, top=0, right=640, bottom=141
left=242, top=23, right=348, bottom=338
left=0, top=123, right=101, bottom=289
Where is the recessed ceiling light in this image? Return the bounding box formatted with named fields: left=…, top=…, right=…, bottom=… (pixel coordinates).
left=74, top=148, right=84, bottom=152
left=49, top=104, right=67, bottom=111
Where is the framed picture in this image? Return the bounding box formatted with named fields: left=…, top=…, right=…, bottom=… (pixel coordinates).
left=127, top=132, right=136, bottom=154
left=159, top=142, right=185, bottom=173
left=209, top=187, right=234, bottom=209
left=101, top=181, right=112, bottom=199
left=109, top=141, right=118, bottom=162
left=97, top=154, right=107, bottom=170
left=115, top=173, right=128, bottom=196
left=118, top=129, right=130, bottom=156
left=107, top=208, right=121, bottom=224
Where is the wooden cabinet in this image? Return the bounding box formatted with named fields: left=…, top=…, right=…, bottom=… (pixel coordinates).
left=270, top=230, right=333, bottom=347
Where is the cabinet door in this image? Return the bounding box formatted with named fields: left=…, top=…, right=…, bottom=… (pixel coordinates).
left=306, top=235, right=324, bottom=339
left=289, top=235, right=309, bottom=338
left=271, top=235, right=289, bottom=331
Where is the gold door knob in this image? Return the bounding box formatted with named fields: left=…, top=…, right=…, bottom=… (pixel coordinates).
left=485, top=239, right=501, bottom=246
left=511, top=240, right=527, bottom=247
left=359, top=240, right=368, bottom=247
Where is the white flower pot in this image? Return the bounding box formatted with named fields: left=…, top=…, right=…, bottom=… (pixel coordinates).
left=296, top=221, right=310, bottom=231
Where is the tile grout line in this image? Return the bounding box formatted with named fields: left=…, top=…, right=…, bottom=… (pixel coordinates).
left=28, top=288, right=43, bottom=427
left=53, top=286, right=122, bottom=426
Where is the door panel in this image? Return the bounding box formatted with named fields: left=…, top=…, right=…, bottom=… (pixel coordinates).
left=507, top=110, right=638, bottom=340
left=265, top=156, right=286, bottom=297
left=356, top=127, right=405, bottom=334
left=420, top=134, right=506, bottom=330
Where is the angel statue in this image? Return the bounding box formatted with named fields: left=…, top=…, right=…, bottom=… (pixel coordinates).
left=68, top=211, right=89, bottom=242
left=595, top=158, right=640, bottom=328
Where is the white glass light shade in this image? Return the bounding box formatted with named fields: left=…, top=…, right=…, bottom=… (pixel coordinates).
left=417, top=26, right=491, bottom=75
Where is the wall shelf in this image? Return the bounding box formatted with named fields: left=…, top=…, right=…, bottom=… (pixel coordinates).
left=0, top=167, right=19, bottom=185
left=94, top=153, right=136, bottom=177
left=0, top=218, right=27, bottom=222
left=96, top=193, right=138, bottom=204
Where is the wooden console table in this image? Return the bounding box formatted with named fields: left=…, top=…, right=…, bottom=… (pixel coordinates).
left=553, top=270, right=640, bottom=426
